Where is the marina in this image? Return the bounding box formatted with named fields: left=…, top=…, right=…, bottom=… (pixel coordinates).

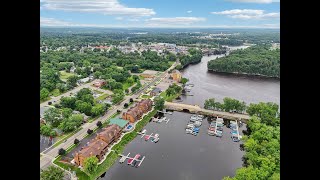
left=118, top=153, right=146, bottom=167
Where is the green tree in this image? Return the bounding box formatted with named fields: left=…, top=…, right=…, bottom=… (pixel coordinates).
left=154, top=97, right=165, bottom=110
left=67, top=75, right=78, bottom=88
left=91, top=104, right=106, bottom=116
left=76, top=88, right=92, bottom=99
left=61, top=108, right=72, bottom=119
left=40, top=166, right=64, bottom=180
left=59, top=114, right=83, bottom=132
left=165, top=87, right=175, bottom=97
left=40, top=88, right=50, bottom=101
left=40, top=124, right=56, bottom=137
left=75, top=101, right=92, bottom=116
left=83, top=156, right=99, bottom=174
left=44, top=108, right=62, bottom=127
left=60, top=97, right=77, bottom=109
left=204, top=98, right=216, bottom=110
left=180, top=77, right=189, bottom=85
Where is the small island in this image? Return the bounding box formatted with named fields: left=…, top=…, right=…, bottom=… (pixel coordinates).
left=207, top=45, right=280, bottom=78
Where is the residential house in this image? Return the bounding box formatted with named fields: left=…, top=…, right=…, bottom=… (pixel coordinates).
left=74, top=124, right=122, bottom=167
left=171, top=70, right=182, bottom=82
left=122, top=99, right=152, bottom=123
left=74, top=139, right=108, bottom=167
left=93, top=79, right=106, bottom=88
left=96, top=124, right=122, bottom=144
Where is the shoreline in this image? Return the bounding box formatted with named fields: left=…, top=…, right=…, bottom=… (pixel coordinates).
left=207, top=69, right=280, bottom=80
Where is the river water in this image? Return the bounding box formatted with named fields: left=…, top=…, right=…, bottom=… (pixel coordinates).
left=102, top=47, right=280, bottom=180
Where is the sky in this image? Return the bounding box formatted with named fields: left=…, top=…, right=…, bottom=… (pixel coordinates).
left=40, top=0, right=280, bottom=28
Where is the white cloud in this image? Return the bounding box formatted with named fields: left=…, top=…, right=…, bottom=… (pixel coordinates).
left=115, top=17, right=123, bottom=20
left=211, top=9, right=279, bottom=20
left=40, top=17, right=72, bottom=26
left=226, top=0, right=279, bottom=3
left=187, top=10, right=192, bottom=13
left=146, top=17, right=206, bottom=26
left=128, top=18, right=140, bottom=22
left=41, top=0, right=156, bottom=16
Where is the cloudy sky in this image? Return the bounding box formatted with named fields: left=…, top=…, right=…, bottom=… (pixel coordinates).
left=40, top=0, right=280, bottom=28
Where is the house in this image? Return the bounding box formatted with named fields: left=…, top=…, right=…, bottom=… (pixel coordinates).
left=150, top=87, right=161, bottom=96
left=96, top=124, right=122, bottom=144
left=74, top=139, right=108, bottom=167
left=93, top=79, right=106, bottom=88
left=74, top=124, right=122, bottom=167
left=109, top=118, right=129, bottom=129
left=77, top=77, right=90, bottom=84
left=122, top=99, right=152, bottom=123
left=171, top=70, right=182, bottom=82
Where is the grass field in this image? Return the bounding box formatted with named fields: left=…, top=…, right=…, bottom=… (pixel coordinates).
left=50, top=89, right=61, bottom=97
left=95, top=93, right=109, bottom=101
left=59, top=71, right=74, bottom=81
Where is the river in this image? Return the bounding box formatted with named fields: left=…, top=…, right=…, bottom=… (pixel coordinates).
left=102, top=46, right=280, bottom=180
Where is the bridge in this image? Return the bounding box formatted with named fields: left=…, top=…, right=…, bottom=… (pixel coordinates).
left=164, top=102, right=250, bottom=122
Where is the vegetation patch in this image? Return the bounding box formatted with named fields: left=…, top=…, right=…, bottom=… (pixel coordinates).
left=59, top=71, right=74, bottom=81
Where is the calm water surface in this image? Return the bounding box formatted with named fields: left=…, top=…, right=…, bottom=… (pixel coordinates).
left=103, top=50, right=280, bottom=180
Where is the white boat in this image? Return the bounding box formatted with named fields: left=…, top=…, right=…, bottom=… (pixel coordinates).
left=152, top=137, right=159, bottom=143
left=186, top=129, right=193, bottom=134
left=119, top=156, right=127, bottom=163
left=141, top=129, right=147, bottom=134
left=187, top=124, right=195, bottom=128
left=154, top=133, right=159, bottom=138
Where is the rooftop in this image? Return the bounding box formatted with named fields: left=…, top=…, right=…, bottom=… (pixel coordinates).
left=109, top=118, right=129, bottom=128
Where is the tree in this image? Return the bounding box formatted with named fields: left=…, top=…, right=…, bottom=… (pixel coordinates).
left=132, top=75, right=139, bottom=82
left=40, top=165, right=64, bottom=180
left=58, top=148, right=66, bottom=156
left=124, top=103, right=129, bottom=108
left=67, top=75, right=78, bottom=88
left=81, top=94, right=94, bottom=105
left=87, top=129, right=93, bottom=135
left=130, top=98, right=133, bottom=103
left=60, top=97, right=77, bottom=109
left=165, top=87, right=175, bottom=97
left=112, top=93, right=124, bottom=104
left=59, top=114, right=83, bottom=132
left=61, top=108, right=73, bottom=118
left=44, top=108, right=62, bottom=127
left=83, top=156, right=99, bottom=174
left=125, top=89, right=129, bottom=94
left=75, top=101, right=92, bottom=116
left=96, top=121, right=102, bottom=128
left=76, top=88, right=92, bottom=99
left=40, top=88, right=50, bottom=101
left=181, top=77, right=189, bottom=85
left=204, top=98, right=216, bottom=110
left=154, top=97, right=165, bottom=110
left=74, top=139, right=80, bottom=145
left=40, top=124, right=56, bottom=137
left=91, top=104, right=105, bottom=116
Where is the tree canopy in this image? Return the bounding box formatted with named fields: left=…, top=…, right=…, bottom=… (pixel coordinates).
left=40, top=166, right=64, bottom=180
left=208, top=45, right=280, bottom=78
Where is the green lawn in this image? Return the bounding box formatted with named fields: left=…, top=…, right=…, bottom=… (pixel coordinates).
left=141, top=94, right=151, bottom=99
left=95, top=93, right=109, bottom=101
left=50, top=89, right=61, bottom=97
left=59, top=71, right=74, bottom=81
left=123, top=77, right=136, bottom=90
left=139, top=75, right=145, bottom=80
left=168, top=61, right=175, bottom=66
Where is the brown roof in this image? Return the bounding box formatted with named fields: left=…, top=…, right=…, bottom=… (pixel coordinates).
left=78, top=139, right=108, bottom=158
left=97, top=124, right=121, bottom=143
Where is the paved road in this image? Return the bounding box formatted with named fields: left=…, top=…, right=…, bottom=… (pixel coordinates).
left=40, top=62, right=178, bottom=170
left=40, top=79, right=113, bottom=109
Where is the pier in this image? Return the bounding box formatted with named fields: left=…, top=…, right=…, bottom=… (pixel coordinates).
left=164, top=101, right=250, bottom=122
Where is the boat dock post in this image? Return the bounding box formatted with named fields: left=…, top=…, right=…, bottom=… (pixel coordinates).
left=138, top=156, right=146, bottom=167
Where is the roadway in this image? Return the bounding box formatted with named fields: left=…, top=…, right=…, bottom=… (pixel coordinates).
left=40, top=62, right=178, bottom=170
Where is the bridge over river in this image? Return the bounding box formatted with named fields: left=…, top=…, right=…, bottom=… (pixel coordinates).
left=164, top=101, right=250, bottom=122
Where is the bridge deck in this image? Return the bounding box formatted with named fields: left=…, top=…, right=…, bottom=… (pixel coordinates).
left=164, top=102, right=250, bottom=122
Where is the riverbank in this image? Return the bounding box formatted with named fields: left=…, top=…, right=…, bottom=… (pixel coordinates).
left=207, top=69, right=280, bottom=79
